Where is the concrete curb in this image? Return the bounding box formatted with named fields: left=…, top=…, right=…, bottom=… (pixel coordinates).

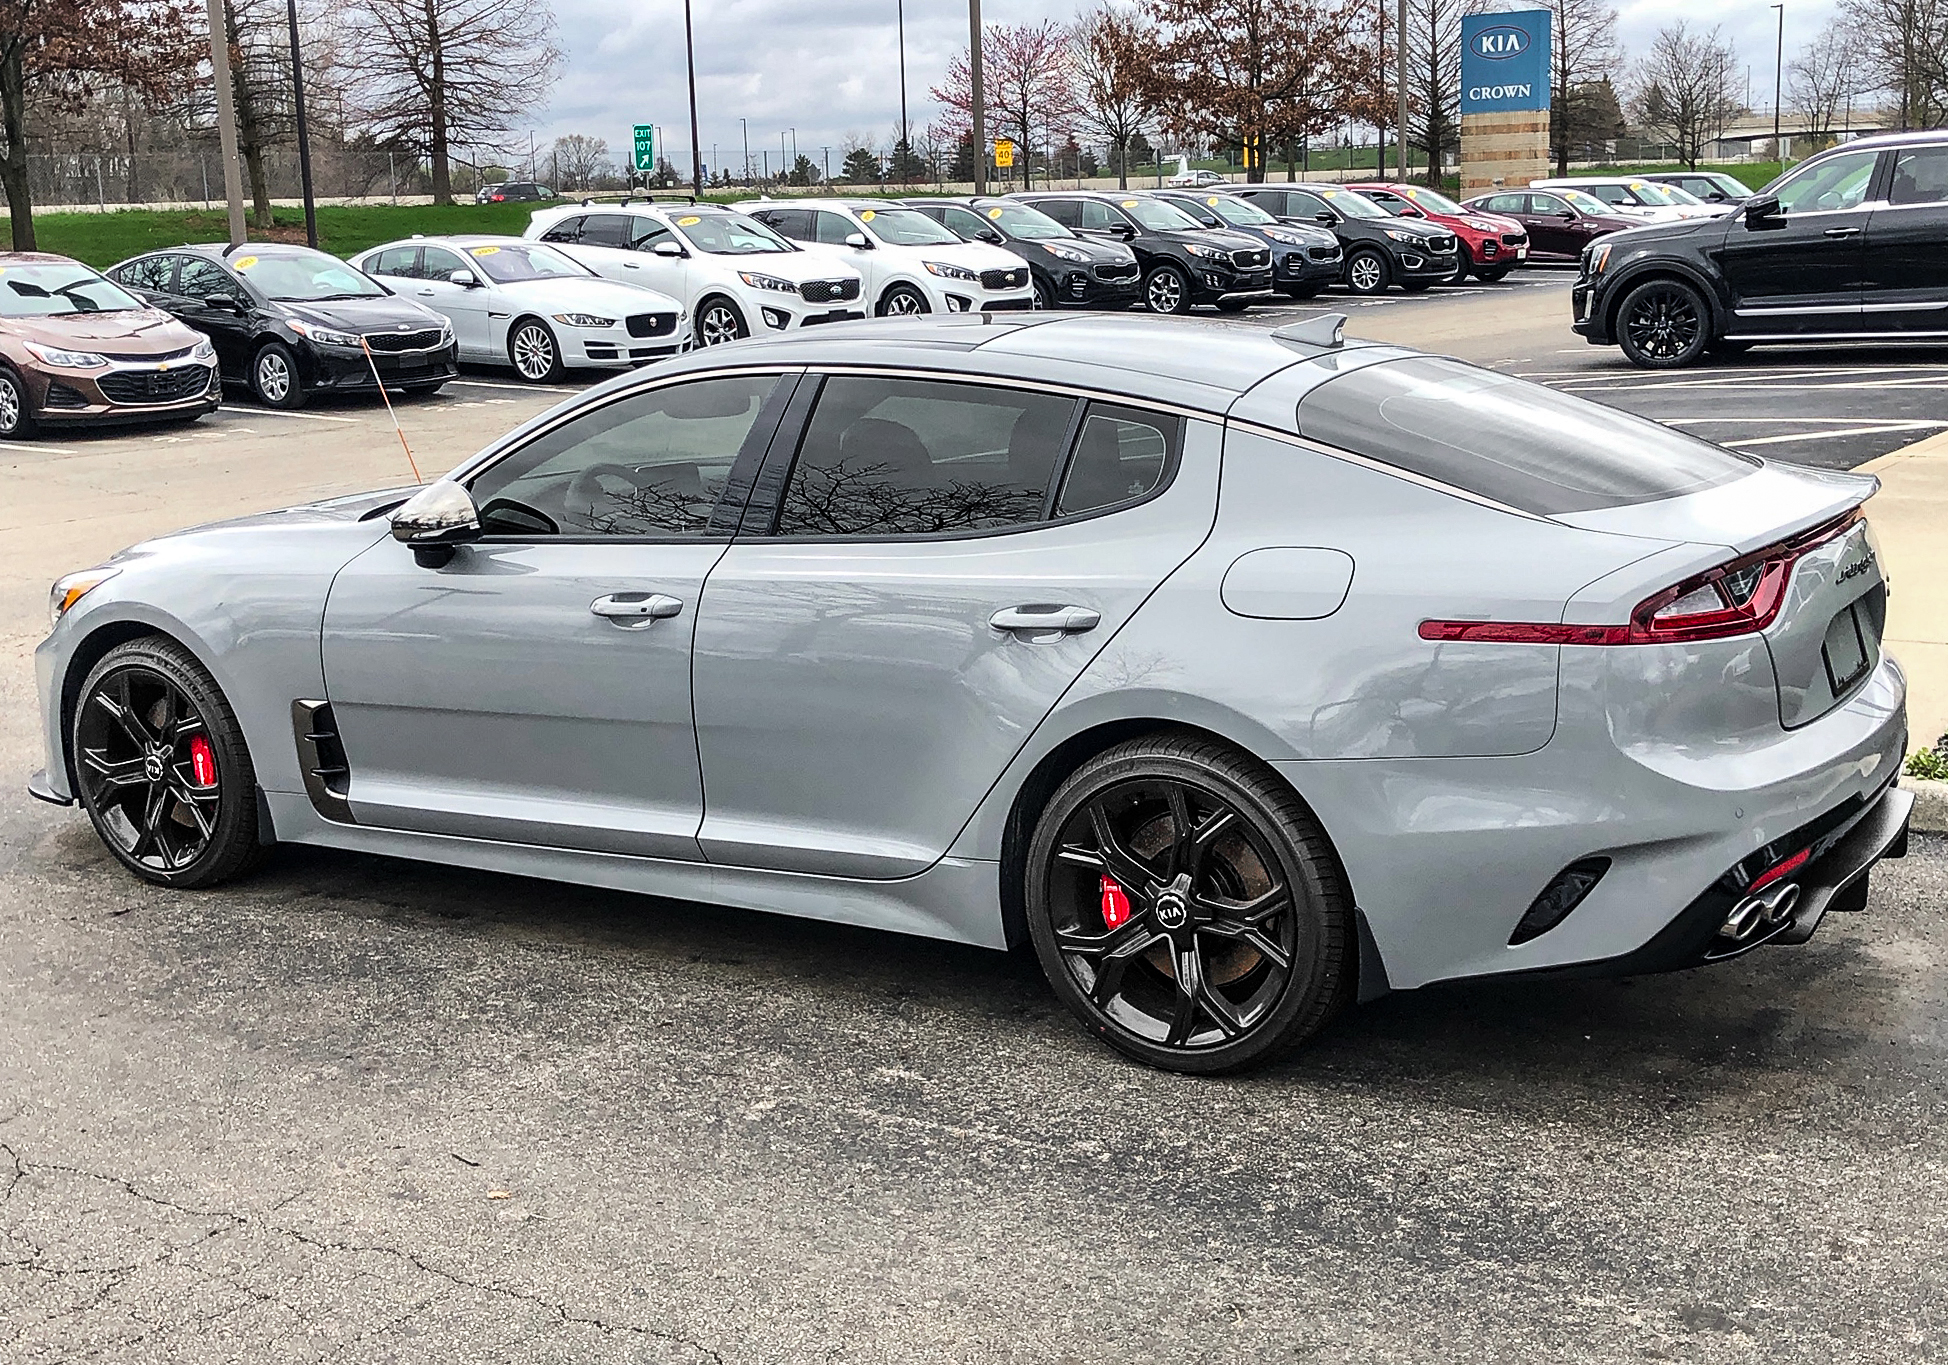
left=1904, top=777, right=1948, bottom=835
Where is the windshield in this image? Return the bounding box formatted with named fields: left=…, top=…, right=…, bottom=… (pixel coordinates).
left=0, top=264, right=143, bottom=316
left=1318, top=188, right=1388, bottom=219
left=1405, top=187, right=1466, bottom=215
left=858, top=207, right=960, bottom=245
left=1206, top=195, right=1276, bottom=226
left=1559, top=189, right=1612, bottom=215
left=981, top=202, right=1071, bottom=240
left=1628, top=182, right=1687, bottom=205
left=1122, top=198, right=1200, bottom=230
left=461, top=242, right=590, bottom=282
left=674, top=211, right=795, bottom=254
left=235, top=251, right=386, bottom=301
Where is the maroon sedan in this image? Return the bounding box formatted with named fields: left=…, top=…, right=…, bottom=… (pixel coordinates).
left=0, top=252, right=219, bottom=440
left=1461, top=188, right=1638, bottom=263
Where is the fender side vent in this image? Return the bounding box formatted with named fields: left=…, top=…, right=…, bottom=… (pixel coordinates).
left=291, top=699, right=355, bottom=825
left=1510, top=857, right=1610, bottom=945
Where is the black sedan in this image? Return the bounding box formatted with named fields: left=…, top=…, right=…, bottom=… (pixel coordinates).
left=1012, top=190, right=1273, bottom=313
left=1151, top=189, right=1343, bottom=299
left=1231, top=185, right=1458, bottom=295
left=904, top=197, right=1142, bottom=309
left=107, top=244, right=456, bottom=408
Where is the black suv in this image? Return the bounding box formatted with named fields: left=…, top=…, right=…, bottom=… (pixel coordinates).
left=904, top=197, right=1141, bottom=308
left=1012, top=190, right=1274, bottom=313
left=1151, top=189, right=1343, bottom=298
left=107, top=243, right=456, bottom=408
left=1230, top=185, right=1458, bottom=295
left=1573, top=132, right=1948, bottom=368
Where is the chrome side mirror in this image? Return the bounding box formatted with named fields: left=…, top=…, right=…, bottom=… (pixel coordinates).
left=390, top=481, right=481, bottom=567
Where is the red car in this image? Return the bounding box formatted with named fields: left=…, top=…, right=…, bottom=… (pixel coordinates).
left=1343, top=182, right=1529, bottom=282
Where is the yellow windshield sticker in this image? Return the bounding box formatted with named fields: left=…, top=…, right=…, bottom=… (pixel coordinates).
left=1121, top=199, right=1138, bottom=207
left=676, top=215, right=701, bottom=226
left=232, top=255, right=258, bottom=269
left=859, top=209, right=876, bottom=221
left=469, top=245, right=501, bottom=256
left=1206, top=196, right=1221, bottom=205
left=987, top=206, right=1005, bottom=218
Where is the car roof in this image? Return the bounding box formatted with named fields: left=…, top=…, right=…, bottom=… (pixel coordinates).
left=1819, top=130, right=1948, bottom=151
left=0, top=250, right=89, bottom=266
left=173, top=242, right=332, bottom=260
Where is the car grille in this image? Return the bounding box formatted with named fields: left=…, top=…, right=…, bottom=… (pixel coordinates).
left=361, top=328, right=446, bottom=353
left=1094, top=261, right=1139, bottom=281
left=980, top=266, right=1027, bottom=290
left=1307, top=245, right=1342, bottom=261
left=626, top=313, right=678, bottom=338
left=1502, top=232, right=1527, bottom=246
left=1425, top=233, right=1457, bottom=253
left=97, top=345, right=195, bottom=363
left=1231, top=248, right=1270, bottom=269
left=799, top=278, right=862, bottom=303
left=43, top=381, right=90, bottom=408
left=98, top=365, right=214, bottom=405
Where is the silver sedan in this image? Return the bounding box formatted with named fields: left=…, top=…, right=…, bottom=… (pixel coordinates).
left=30, top=314, right=1912, bottom=1072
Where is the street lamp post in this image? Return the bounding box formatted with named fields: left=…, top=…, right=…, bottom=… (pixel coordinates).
left=283, top=0, right=317, bottom=244
left=683, top=0, right=702, bottom=192
left=1396, top=0, right=1407, bottom=181
left=969, top=0, right=985, bottom=195
left=740, top=117, right=750, bottom=185
left=897, top=0, right=910, bottom=179
left=201, top=0, right=246, bottom=244
left=1771, top=3, right=1786, bottom=169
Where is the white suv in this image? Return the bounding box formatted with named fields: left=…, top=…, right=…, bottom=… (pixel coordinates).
left=1529, top=177, right=1731, bottom=222
left=525, top=199, right=868, bottom=346
left=737, top=199, right=1035, bottom=315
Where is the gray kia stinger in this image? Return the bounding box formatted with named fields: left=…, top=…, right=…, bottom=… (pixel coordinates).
left=31, top=313, right=1912, bottom=1072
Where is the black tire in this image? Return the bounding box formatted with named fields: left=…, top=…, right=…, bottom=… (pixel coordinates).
left=508, top=316, right=566, bottom=382
left=1343, top=247, right=1391, bottom=296
left=1032, top=276, right=1056, bottom=310
left=1283, top=284, right=1323, bottom=301
left=1214, top=297, right=1252, bottom=313
left=0, top=365, right=37, bottom=439
left=1400, top=280, right=1433, bottom=293
left=71, top=636, right=267, bottom=889
left=250, top=340, right=304, bottom=409
left=1024, top=733, right=1352, bottom=1074
left=1142, top=264, right=1192, bottom=314
left=1475, top=266, right=1510, bottom=283
left=1615, top=277, right=1712, bottom=369
left=876, top=284, right=931, bottom=317
left=695, top=295, right=748, bottom=346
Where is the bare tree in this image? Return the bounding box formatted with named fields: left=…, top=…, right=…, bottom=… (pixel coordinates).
left=931, top=20, right=1079, bottom=190
left=1789, top=18, right=1862, bottom=143
left=339, top=0, right=561, bottom=205
left=550, top=133, right=607, bottom=191
left=1840, top=0, right=1946, bottom=129
left=1071, top=4, right=1154, bottom=189
left=1404, top=0, right=1466, bottom=184
left=1631, top=21, right=1739, bottom=168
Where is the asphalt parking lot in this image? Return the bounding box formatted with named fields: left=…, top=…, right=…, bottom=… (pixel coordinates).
left=5, top=279, right=1948, bottom=1363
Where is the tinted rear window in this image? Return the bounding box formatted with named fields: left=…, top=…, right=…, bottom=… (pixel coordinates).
left=1296, top=356, right=1755, bottom=515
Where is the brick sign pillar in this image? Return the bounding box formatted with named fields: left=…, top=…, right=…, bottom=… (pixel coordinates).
left=1459, top=11, right=1552, bottom=193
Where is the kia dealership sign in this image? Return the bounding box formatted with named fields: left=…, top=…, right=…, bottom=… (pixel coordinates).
left=1460, top=10, right=1552, bottom=114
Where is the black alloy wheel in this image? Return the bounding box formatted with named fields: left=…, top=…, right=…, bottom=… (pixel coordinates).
left=1616, top=278, right=1711, bottom=368
left=72, top=637, right=265, bottom=888
left=1032, top=276, right=1055, bottom=309
left=1343, top=248, right=1390, bottom=296
left=877, top=284, right=930, bottom=317
left=1143, top=264, right=1192, bottom=314
left=0, top=366, right=36, bottom=438
left=1025, top=734, right=1351, bottom=1073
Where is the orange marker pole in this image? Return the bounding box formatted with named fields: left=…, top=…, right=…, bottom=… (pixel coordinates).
left=360, top=336, right=424, bottom=484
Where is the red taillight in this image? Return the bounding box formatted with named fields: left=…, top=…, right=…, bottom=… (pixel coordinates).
left=1100, top=876, right=1132, bottom=930
left=1749, top=846, right=1810, bottom=891
left=1421, top=508, right=1863, bottom=648
left=188, top=734, right=217, bottom=787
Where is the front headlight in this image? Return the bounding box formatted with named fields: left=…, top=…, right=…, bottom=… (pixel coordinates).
left=738, top=271, right=798, bottom=292
left=288, top=320, right=362, bottom=347
left=1464, top=217, right=1499, bottom=232
left=190, top=338, right=216, bottom=361
left=24, top=342, right=108, bottom=369
left=1043, top=242, right=1090, bottom=262
left=1384, top=229, right=1422, bottom=243
left=922, top=260, right=979, bottom=281
left=49, top=568, right=118, bottom=628
left=1261, top=228, right=1304, bottom=245
left=1182, top=242, right=1226, bottom=259
left=551, top=313, right=616, bottom=328
left=1588, top=242, right=1613, bottom=274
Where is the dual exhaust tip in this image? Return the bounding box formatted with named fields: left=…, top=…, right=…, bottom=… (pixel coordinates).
left=1720, top=882, right=1802, bottom=942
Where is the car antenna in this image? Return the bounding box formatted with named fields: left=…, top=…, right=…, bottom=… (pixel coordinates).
left=1271, top=313, right=1347, bottom=349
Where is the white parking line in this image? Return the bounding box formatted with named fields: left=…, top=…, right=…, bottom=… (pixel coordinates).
left=1722, top=421, right=1948, bottom=448
left=0, top=439, right=80, bottom=454
left=449, top=379, right=557, bottom=393
left=214, top=405, right=360, bottom=424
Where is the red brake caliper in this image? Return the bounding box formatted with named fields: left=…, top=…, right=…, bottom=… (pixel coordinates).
left=1100, top=876, right=1132, bottom=930
left=188, top=734, right=217, bottom=787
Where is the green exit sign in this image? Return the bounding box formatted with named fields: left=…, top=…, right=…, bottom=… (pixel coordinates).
left=632, top=125, right=655, bottom=171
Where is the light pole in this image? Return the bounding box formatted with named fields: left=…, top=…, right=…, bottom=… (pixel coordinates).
left=201, top=0, right=245, bottom=244
left=1771, top=3, right=1785, bottom=168
left=283, top=0, right=317, bottom=244
left=897, top=0, right=910, bottom=172
left=1396, top=0, right=1407, bottom=181
left=740, top=117, right=750, bottom=184
left=969, top=0, right=985, bottom=195
left=683, top=0, right=702, bottom=192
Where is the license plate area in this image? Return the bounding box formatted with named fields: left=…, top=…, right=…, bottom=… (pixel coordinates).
left=1822, top=600, right=1872, bottom=696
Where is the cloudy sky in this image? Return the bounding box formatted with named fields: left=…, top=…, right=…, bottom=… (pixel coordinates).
left=530, top=0, right=1844, bottom=173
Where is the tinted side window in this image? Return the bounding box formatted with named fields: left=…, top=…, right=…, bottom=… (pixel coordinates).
left=774, top=377, right=1078, bottom=537
left=369, top=246, right=421, bottom=278
left=1287, top=190, right=1330, bottom=217
left=578, top=214, right=631, bottom=247
left=1036, top=199, right=1082, bottom=228
left=814, top=211, right=856, bottom=244
left=178, top=259, right=235, bottom=300
left=114, top=255, right=178, bottom=293
left=1054, top=405, right=1178, bottom=517
left=1530, top=194, right=1569, bottom=214
left=1297, top=356, right=1754, bottom=516
left=539, top=215, right=585, bottom=243
left=755, top=209, right=812, bottom=241
left=942, top=206, right=988, bottom=238
left=467, top=375, right=786, bottom=537
left=1888, top=146, right=1948, bottom=206
left=421, top=247, right=468, bottom=279
left=1773, top=150, right=1881, bottom=214
left=1080, top=200, right=1120, bottom=231
left=1479, top=194, right=1524, bottom=214
left=629, top=216, right=673, bottom=249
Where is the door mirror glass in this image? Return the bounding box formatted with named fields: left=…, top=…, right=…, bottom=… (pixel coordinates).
left=1314, top=212, right=1337, bottom=225
left=390, top=481, right=482, bottom=567
left=447, top=269, right=479, bottom=287
left=1109, top=221, right=1136, bottom=239
left=1743, top=193, right=1781, bottom=224
left=205, top=293, right=242, bottom=311
left=979, top=229, right=1004, bottom=244
left=650, top=240, right=685, bottom=257
left=844, top=232, right=872, bottom=249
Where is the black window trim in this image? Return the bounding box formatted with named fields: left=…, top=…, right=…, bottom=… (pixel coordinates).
left=739, top=366, right=1190, bottom=544
left=455, top=366, right=805, bottom=545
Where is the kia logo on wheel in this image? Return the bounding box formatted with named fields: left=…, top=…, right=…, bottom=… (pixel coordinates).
left=1475, top=25, right=1530, bottom=57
